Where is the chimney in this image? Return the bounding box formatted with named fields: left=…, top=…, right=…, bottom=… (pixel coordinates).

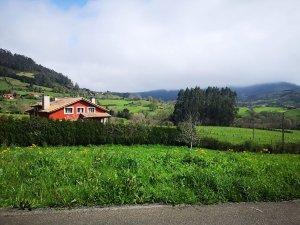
left=42, top=95, right=50, bottom=110
left=91, top=97, right=96, bottom=104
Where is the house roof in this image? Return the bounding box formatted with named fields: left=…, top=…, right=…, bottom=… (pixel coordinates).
left=39, top=97, right=109, bottom=113
left=80, top=112, right=111, bottom=118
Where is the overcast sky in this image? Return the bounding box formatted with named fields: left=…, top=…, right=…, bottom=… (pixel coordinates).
left=0, top=0, right=299, bottom=92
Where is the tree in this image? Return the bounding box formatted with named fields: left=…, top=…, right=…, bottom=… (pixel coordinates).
left=117, top=108, right=132, bottom=119
left=177, top=118, right=198, bottom=149
left=74, top=83, right=80, bottom=90
left=172, top=86, right=237, bottom=126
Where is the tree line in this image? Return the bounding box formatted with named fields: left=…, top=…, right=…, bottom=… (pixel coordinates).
left=172, top=86, right=237, bottom=126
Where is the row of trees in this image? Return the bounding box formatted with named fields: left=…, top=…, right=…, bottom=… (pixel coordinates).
left=172, top=87, right=237, bottom=126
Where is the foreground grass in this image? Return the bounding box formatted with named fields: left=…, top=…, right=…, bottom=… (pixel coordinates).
left=0, top=145, right=299, bottom=209
left=197, top=126, right=300, bottom=145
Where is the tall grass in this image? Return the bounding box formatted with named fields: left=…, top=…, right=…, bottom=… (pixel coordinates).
left=0, top=145, right=299, bottom=209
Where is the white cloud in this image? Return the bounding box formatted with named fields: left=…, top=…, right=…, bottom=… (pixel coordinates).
left=0, top=0, right=299, bottom=91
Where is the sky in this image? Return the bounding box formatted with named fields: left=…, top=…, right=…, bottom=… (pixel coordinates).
left=0, top=0, right=299, bottom=92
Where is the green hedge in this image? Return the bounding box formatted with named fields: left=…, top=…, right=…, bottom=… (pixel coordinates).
left=0, top=117, right=180, bottom=146
left=0, top=117, right=299, bottom=153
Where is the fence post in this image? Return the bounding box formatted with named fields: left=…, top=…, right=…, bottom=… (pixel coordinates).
left=281, top=112, right=285, bottom=151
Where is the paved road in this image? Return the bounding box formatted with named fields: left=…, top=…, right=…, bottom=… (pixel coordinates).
left=0, top=201, right=299, bottom=225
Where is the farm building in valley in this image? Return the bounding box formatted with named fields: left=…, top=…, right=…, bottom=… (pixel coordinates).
left=2, top=93, right=15, bottom=100
left=26, top=96, right=111, bottom=122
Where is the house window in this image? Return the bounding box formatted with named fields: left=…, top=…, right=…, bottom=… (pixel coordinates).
left=77, top=107, right=84, bottom=114
left=64, top=107, right=73, bottom=114
left=88, top=107, right=95, bottom=113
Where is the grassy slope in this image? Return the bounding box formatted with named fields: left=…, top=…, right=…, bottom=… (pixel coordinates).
left=0, top=145, right=299, bottom=209
left=285, top=109, right=300, bottom=121
left=98, top=99, right=151, bottom=113
left=0, top=78, right=11, bottom=90
left=239, top=106, right=287, bottom=115
left=16, top=71, right=35, bottom=78
left=98, top=98, right=173, bottom=115
left=197, top=126, right=300, bottom=145
left=238, top=106, right=300, bottom=121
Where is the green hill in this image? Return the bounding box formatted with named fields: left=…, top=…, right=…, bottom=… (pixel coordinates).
left=0, top=49, right=74, bottom=90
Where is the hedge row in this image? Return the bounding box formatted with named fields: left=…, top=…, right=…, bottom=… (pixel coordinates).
left=198, top=137, right=300, bottom=154
left=0, top=117, right=180, bottom=146
left=0, top=117, right=299, bottom=153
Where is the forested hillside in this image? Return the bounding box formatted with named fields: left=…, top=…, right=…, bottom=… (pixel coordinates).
left=0, top=49, right=74, bottom=91
left=234, top=82, right=300, bottom=107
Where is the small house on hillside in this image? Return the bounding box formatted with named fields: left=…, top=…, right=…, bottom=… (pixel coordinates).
left=2, top=93, right=14, bottom=100
left=26, top=96, right=111, bottom=122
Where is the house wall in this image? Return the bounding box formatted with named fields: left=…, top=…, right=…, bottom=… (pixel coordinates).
left=39, top=100, right=107, bottom=120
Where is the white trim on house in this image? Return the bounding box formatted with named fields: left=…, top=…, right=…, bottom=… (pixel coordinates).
left=77, top=107, right=85, bottom=114
left=64, top=107, right=74, bottom=114
left=88, top=107, right=95, bottom=113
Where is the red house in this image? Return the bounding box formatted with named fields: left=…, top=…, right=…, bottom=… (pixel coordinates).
left=26, top=96, right=111, bottom=122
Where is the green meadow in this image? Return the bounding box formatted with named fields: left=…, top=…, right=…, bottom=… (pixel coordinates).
left=98, top=98, right=173, bottom=115
left=0, top=145, right=299, bottom=209
left=238, top=106, right=300, bottom=121
left=238, top=106, right=286, bottom=116
left=197, top=126, right=300, bottom=145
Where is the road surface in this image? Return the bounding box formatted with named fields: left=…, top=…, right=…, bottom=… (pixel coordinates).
left=0, top=200, right=299, bottom=225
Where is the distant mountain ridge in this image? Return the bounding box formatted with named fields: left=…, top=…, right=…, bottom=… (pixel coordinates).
left=234, top=82, right=300, bottom=101
left=130, top=82, right=300, bottom=107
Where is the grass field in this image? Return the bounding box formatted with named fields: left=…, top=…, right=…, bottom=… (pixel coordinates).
left=197, top=126, right=300, bottom=145
left=239, top=106, right=288, bottom=116
left=285, top=109, right=300, bottom=121
left=0, top=78, right=11, bottom=90
left=98, top=99, right=150, bottom=113
left=17, top=71, right=35, bottom=78
left=98, top=98, right=173, bottom=115
left=0, top=145, right=299, bottom=209
left=238, top=106, right=300, bottom=121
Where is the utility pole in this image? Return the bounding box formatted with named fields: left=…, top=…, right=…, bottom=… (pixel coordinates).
left=250, top=105, right=255, bottom=141
left=282, top=112, right=285, bottom=151
left=252, top=116, right=255, bottom=141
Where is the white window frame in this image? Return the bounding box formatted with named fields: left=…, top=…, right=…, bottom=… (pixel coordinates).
left=64, top=107, right=74, bottom=114
left=88, top=107, right=95, bottom=113
left=77, top=107, right=85, bottom=114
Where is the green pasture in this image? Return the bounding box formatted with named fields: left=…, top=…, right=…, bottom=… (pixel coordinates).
left=98, top=98, right=173, bottom=115
left=238, top=106, right=300, bottom=121
left=197, top=126, right=300, bottom=145
left=0, top=145, right=299, bottom=209
left=238, top=106, right=286, bottom=116
left=16, top=71, right=34, bottom=78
